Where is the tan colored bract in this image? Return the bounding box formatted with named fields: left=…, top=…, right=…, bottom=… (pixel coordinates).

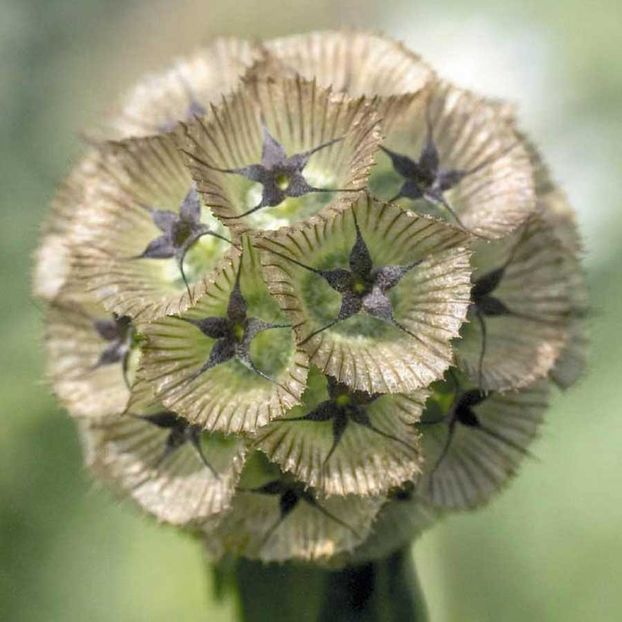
left=35, top=30, right=587, bottom=565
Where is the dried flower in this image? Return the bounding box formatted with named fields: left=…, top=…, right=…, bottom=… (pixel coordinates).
left=35, top=30, right=587, bottom=567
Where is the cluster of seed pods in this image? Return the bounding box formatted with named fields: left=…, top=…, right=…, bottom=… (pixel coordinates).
left=34, top=31, right=587, bottom=565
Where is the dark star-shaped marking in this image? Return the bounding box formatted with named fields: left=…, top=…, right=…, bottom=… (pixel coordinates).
left=242, top=478, right=358, bottom=550
left=269, top=214, right=422, bottom=345
left=469, top=227, right=543, bottom=384
left=420, top=375, right=533, bottom=486
left=181, top=258, right=290, bottom=386
left=380, top=108, right=516, bottom=230
left=92, top=313, right=134, bottom=386
left=184, top=126, right=350, bottom=220
left=267, top=375, right=417, bottom=468
left=135, top=185, right=230, bottom=299
left=135, top=410, right=218, bottom=476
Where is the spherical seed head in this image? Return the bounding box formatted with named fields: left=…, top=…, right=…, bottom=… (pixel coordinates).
left=36, top=29, right=588, bottom=565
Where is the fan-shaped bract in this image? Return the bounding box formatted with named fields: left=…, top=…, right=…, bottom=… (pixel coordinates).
left=418, top=378, right=548, bottom=509
left=107, top=38, right=260, bottom=139
left=140, top=244, right=308, bottom=434
left=456, top=215, right=574, bottom=391
left=258, top=196, right=472, bottom=393
left=178, top=76, right=381, bottom=234
left=371, top=80, right=536, bottom=239
left=79, top=376, right=246, bottom=527
left=253, top=367, right=428, bottom=496
left=72, top=132, right=231, bottom=321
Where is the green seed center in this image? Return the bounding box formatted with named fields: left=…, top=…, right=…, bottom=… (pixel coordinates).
left=335, top=393, right=351, bottom=407
left=275, top=173, right=291, bottom=190
left=233, top=323, right=245, bottom=342
left=352, top=278, right=368, bottom=295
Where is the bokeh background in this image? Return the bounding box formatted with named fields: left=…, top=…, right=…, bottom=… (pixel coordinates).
left=2, top=0, right=621, bottom=620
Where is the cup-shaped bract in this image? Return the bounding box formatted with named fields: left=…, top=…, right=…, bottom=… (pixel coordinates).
left=45, top=295, right=138, bottom=419
left=456, top=215, right=575, bottom=391
left=72, top=132, right=232, bottom=321
left=258, top=196, right=472, bottom=394
left=107, top=38, right=261, bottom=139
left=253, top=366, right=428, bottom=497
left=262, top=30, right=434, bottom=132
left=178, top=76, right=381, bottom=234
left=265, top=30, right=432, bottom=99
left=417, top=377, right=549, bottom=510
left=370, top=81, right=536, bottom=239
left=79, top=376, right=246, bottom=527
left=204, top=454, right=383, bottom=563
left=140, top=243, right=309, bottom=434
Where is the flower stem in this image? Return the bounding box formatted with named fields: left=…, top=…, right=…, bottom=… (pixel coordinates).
left=230, top=547, right=428, bottom=622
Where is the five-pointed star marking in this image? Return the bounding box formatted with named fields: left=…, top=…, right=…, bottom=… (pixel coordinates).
left=268, top=214, right=422, bottom=345
left=265, top=375, right=417, bottom=468
left=241, top=478, right=358, bottom=549
left=136, top=185, right=230, bottom=298
left=184, top=126, right=347, bottom=219
left=420, top=377, right=533, bottom=485
left=380, top=108, right=516, bottom=230
left=181, top=258, right=289, bottom=385
left=136, top=411, right=218, bottom=476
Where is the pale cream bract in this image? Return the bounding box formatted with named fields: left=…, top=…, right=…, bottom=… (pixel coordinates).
left=35, top=31, right=587, bottom=565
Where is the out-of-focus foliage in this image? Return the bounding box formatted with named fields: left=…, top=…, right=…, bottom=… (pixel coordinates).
left=1, top=0, right=620, bottom=620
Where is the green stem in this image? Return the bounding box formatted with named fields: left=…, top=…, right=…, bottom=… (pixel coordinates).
left=230, top=547, right=428, bottom=622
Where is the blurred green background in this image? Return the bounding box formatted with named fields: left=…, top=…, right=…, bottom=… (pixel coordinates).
left=1, top=0, right=620, bottom=620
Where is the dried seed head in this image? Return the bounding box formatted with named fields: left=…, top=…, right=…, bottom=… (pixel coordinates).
left=37, top=30, right=587, bottom=565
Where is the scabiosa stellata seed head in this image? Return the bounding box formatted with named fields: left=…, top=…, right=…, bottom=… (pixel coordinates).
left=35, top=30, right=587, bottom=568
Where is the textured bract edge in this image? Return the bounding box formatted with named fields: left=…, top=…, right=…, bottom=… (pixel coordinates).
left=79, top=375, right=247, bottom=527
left=253, top=367, right=428, bottom=497
left=204, top=481, right=383, bottom=563
left=258, top=196, right=473, bottom=394
left=70, top=132, right=231, bottom=321
left=456, top=215, right=574, bottom=391
left=521, top=135, right=588, bottom=388
left=261, top=30, right=435, bottom=133
left=44, top=297, right=135, bottom=419
left=417, top=380, right=549, bottom=510
left=540, top=190, right=588, bottom=388
left=373, top=80, right=536, bottom=239
left=33, top=151, right=102, bottom=303
left=204, top=491, right=382, bottom=563
left=333, top=492, right=439, bottom=567
left=264, top=30, right=432, bottom=98
left=178, top=76, right=381, bottom=234
left=140, top=244, right=309, bottom=434
left=105, top=38, right=260, bottom=139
